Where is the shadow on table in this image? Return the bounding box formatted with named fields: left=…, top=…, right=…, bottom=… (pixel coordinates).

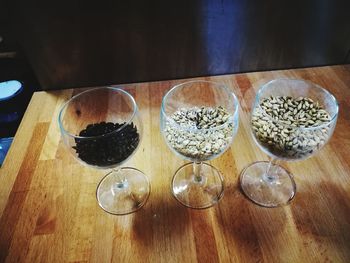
left=291, top=179, right=350, bottom=260
left=214, top=182, right=288, bottom=261
left=131, top=190, right=191, bottom=247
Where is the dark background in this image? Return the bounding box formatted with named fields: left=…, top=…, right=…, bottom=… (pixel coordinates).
left=0, top=0, right=349, bottom=149
left=1, top=0, right=350, bottom=91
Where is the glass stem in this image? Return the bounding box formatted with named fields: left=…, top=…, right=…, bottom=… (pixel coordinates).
left=113, top=167, right=127, bottom=189
left=193, top=161, right=203, bottom=183
left=263, top=158, right=278, bottom=183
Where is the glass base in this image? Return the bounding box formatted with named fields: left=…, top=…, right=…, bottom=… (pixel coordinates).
left=240, top=161, right=296, bottom=207
left=96, top=167, right=150, bottom=215
left=171, top=162, right=224, bottom=209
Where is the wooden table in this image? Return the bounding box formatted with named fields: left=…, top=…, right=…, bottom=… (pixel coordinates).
left=1, top=65, right=350, bottom=262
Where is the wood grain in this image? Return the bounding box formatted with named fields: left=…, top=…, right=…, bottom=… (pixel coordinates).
left=1, top=65, right=350, bottom=262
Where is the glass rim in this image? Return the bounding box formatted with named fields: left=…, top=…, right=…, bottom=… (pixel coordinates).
left=160, top=80, right=239, bottom=132
left=255, top=78, right=339, bottom=131
left=58, top=86, right=138, bottom=139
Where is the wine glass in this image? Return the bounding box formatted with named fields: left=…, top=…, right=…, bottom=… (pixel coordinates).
left=160, top=81, right=239, bottom=209
left=240, top=79, right=339, bottom=207
left=58, top=87, right=150, bottom=215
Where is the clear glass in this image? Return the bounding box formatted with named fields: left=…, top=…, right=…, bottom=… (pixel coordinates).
left=58, top=87, right=150, bottom=215
left=160, top=80, right=239, bottom=209
left=240, top=79, right=339, bottom=207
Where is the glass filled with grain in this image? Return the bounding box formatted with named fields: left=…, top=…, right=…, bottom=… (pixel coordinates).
left=240, top=79, right=339, bottom=207
left=59, top=87, right=150, bottom=215
left=160, top=81, right=239, bottom=209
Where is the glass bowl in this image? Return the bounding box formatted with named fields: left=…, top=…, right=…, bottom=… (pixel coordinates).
left=59, top=87, right=150, bottom=215
left=160, top=80, right=239, bottom=209
left=240, top=79, right=339, bottom=207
